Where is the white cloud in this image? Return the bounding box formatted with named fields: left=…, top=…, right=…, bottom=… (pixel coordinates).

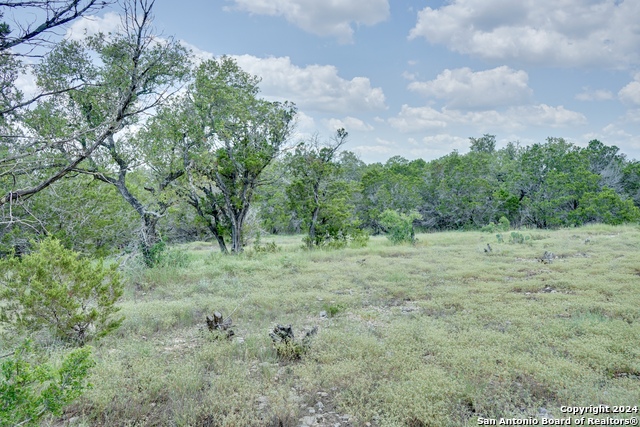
left=402, top=71, right=418, bottom=81
left=232, top=55, right=386, bottom=113
left=375, top=137, right=395, bottom=146
left=180, top=41, right=215, bottom=64
left=408, top=66, right=532, bottom=109
left=227, top=0, right=389, bottom=43
left=14, top=67, right=38, bottom=99
left=409, top=0, right=640, bottom=68
left=325, top=116, right=374, bottom=132
left=388, top=106, right=450, bottom=132
left=619, top=75, right=640, bottom=105
left=621, top=109, right=640, bottom=124
left=352, top=144, right=393, bottom=155
left=294, top=110, right=316, bottom=133
left=65, top=12, right=122, bottom=41
left=409, top=134, right=469, bottom=158
left=389, top=104, right=587, bottom=133
left=576, top=88, right=614, bottom=101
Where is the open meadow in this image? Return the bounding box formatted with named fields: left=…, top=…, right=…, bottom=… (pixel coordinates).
left=49, top=225, right=640, bottom=427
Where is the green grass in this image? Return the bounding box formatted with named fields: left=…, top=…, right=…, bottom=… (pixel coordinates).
left=46, top=225, right=640, bottom=426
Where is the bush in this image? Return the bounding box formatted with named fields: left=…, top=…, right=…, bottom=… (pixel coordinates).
left=379, top=210, right=422, bottom=244
left=252, top=232, right=280, bottom=253
left=481, top=216, right=510, bottom=233
left=349, top=229, right=370, bottom=248
left=0, top=237, right=124, bottom=345
left=509, top=232, right=531, bottom=244
left=498, top=216, right=511, bottom=231
left=0, top=340, right=95, bottom=427
left=572, top=188, right=640, bottom=225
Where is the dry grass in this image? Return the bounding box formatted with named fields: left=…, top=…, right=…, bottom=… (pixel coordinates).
left=45, top=224, right=640, bottom=426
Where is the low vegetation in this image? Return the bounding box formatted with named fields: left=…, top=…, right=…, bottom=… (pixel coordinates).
left=17, top=224, right=637, bottom=426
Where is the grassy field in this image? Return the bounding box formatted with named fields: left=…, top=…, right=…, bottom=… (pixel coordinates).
left=47, top=225, right=640, bottom=426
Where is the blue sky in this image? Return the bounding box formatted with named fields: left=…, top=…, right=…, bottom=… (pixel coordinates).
left=59, top=1, right=640, bottom=162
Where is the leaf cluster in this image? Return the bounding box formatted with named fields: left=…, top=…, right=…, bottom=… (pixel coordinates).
left=0, top=237, right=124, bottom=345
left=0, top=340, right=95, bottom=427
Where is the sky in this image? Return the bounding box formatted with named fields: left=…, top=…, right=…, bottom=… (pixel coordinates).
left=17, top=0, right=640, bottom=163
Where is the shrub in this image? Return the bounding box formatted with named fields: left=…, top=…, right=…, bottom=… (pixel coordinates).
left=379, top=210, right=422, bottom=244
left=509, top=232, right=531, bottom=245
left=571, top=188, right=640, bottom=225
left=481, top=222, right=498, bottom=233
left=498, top=216, right=511, bottom=231
left=0, top=340, right=95, bottom=427
left=0, top=237, right=124, bottom=345
left=482, top=216, right=510, bottom=233
left=252, top=232, right=280, bottom=253
left=349, top=229, right=370, bottom=248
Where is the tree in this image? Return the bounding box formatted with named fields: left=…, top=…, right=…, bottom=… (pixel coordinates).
left=359, top=157, right=427, bottom=232
left=1, top=341, right=95, bottom=427
left=80, top=95, right=193, bottom=266
left=185, top=57, right=296, bottom=253
left=469, top=134, right=496, bottom=154
left=1, top=0, right=191, bottom=264
left=379, top=209, right=422, bottom=244
left=1, top=0, right=111, bottom=118
left=0, top=0, right=184, bottom=209
left=516, top=138, right=600, bottom=228
left=0, top=0, right=110, bottom=53
left=286, top=129, right=357, bottom=248
left=0, top=237, right=123, bottom=345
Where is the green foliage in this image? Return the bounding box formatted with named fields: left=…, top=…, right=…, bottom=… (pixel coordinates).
left=252, top=232, right=280, bottom=253
left=0, top=238, right=124, bottom=345
left=379, top=209, right=422, bottom=244
left=144, top=240, right=167, bottom=267
left=481, top=216, right=511, bottom=233
left=185, top=56, right=296, bottom=253
left=0, top=340, right=95, bottom=427
left=349, top=229, right=370, bottom=248
left=322, top=303, right=346, bottom=318
left=286, top=130, right=365, bottom=249
left=498, top=216, right=511, bottom=231
left=358, top=157, right=427, bottom=232
left=480, top=223, right=496, bottom=232
left=572, top=188, right=640, bottom=225
left=509, top=231, right=531, bottom=244
left=469, top=134, right=496, bottom=153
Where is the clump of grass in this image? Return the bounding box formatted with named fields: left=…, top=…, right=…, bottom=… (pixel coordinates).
left=322, top=302, right=346, bottom=317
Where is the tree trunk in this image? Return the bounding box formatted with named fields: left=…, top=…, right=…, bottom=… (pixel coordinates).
left=187, top=193, right=228, bottom=254
left=307, top=182, right=321, bottom=248
left=308, top=205, right=320, bottom=248
left=140, top=214, right=161, bottom=267
left=230, top=212, right=245, bottom=253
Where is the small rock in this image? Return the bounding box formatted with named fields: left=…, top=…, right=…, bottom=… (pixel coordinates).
left=316, top=401, right=324, bottom=410
left=317, top=391, right=329, bottom=397
left=320, top=311, right=328, bottom=318
left=308, top=407, right=316, bottom=414
left=300, top=415, right=317, bottom=426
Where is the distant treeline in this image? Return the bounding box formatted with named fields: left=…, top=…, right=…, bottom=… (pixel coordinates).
left=257, top=135, right=640, bottom=236
left=3, top=133, right=639, bottom=258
